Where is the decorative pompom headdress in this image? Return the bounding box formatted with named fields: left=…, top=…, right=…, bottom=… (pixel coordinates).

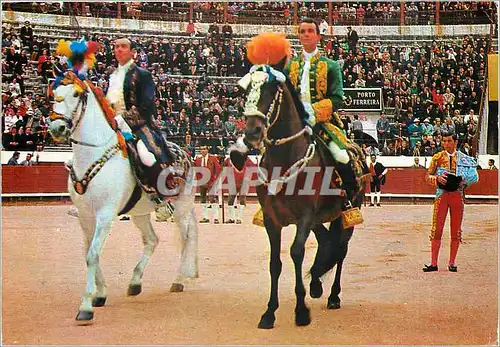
left=246, top=32, right=291, bottom=66
left=54, top=38, right=99, bottom=86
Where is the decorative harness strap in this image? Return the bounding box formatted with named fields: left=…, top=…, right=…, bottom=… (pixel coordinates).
left=69, top=143, right=122, bottom=195
left=240, top=66, right=317, bottom=194
left=52, top=72, right=129, bottom=195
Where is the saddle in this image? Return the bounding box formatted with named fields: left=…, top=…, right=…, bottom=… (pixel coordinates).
left=313, top=130, right=370, bottom=191
left=124, top=132, right=191, bottom=198
left=313, top=131, right=369, bottom=229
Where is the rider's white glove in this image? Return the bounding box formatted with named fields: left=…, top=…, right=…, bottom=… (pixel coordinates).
left=115, top=114, right=133, bottom=133
left=302, top=101, right=316, bottom=126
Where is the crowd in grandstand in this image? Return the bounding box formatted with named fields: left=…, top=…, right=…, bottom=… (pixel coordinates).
left=8, top=1, right=495, bottom=26
left=1, top=3, right=492, bottom=158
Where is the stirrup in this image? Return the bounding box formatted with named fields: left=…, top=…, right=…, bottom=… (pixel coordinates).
left=341, top=207, right=363, bottom=229
left=155, top=200, right=175, bottom=222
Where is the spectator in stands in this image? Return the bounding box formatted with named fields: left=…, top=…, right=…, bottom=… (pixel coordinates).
left=376, top=111, right=390, bottom=150
left=224, top=115, right=237, bottom=138
left=20, top=21, right=33, bottom=47
left=351, top=114, right=363, bottom=143
left=221, top=22, right=233, bottom=39
left=3, top=126, right=20, bottom=151
left=488, top=159, right=497, bottom=170
left=208, top=21, right=219, bottom=39
left=421, top=117, right=434, bottom=136
left=382, top=140, right=397, bottom=156
left=408, top=118, right=422, bottom=149
left=319, top=18, right=329, bottom=35
left=182, top=133, right=196, bottom=159
left=347, top=26, right=359, bottom=54
left=412, top=140, right=423, bottom=156
left=6, top=151, right=20, bottom=165
left=464, top=109, right=478, bottom=124
left=22, top=126, right=37, bottom=151
left=441, top=117, right=456, bottom=136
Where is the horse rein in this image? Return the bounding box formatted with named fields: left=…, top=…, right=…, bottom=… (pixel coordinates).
left=245, top=71, right=317, bottom=193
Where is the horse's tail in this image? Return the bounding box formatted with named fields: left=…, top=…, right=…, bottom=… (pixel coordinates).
left=309, top=217, right=346, bottom=279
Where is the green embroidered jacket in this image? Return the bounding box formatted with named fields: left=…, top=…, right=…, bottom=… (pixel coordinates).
left=284, top=52, right=347, bottom=148
left=284, top=52, right=344, bottom=124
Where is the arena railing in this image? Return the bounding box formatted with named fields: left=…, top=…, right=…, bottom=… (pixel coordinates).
left=4, top=4, right=495, bottom=26
left=440, top=9, right=497, bottom=26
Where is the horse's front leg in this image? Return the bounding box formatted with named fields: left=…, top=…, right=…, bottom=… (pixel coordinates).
left=127, top=214, right=159, bottom=296
left=258, top=214, right=282, bottom=329
left=76, top=213, right=114, bottom=323
left=291, top=215, right=313, bottom=326
left=78, top=215, right=107, bottom=308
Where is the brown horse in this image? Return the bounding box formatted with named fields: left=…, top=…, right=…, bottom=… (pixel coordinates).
left=230, top=63, right=368, bottom=329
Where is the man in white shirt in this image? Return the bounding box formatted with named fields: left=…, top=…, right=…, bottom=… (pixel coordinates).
left=107, top=38, right=175, bottom=200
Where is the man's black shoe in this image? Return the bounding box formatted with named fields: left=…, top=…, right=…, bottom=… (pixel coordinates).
left=448, top=265, right=458, bottom=272
left=422, top=264, right=438, bottom=272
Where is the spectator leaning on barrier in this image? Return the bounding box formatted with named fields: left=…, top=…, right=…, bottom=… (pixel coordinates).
left=20, top=152, right=39, bottom=166
left=6, top=151, right=20, bottom=165
left=488, top=159, right=497, bottom=170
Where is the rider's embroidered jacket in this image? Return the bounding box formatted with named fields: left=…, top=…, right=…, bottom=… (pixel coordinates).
left=284, top=52, right=344, bottom=125
left=122, top=64, right=158, bottom=131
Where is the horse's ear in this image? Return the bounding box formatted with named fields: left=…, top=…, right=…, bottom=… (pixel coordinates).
left=272, top=56, right=288, bottom=72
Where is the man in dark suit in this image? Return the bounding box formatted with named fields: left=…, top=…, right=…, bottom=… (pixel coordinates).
left=106, top=38, right=174, bottom=196
left=369, top=154, right=387, bottom=206
left=20, top=21, right=33, bottom=46
left=347, top=26, right=359, bottom=54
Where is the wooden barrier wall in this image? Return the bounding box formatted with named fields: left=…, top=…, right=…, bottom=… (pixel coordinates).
left=2, top=165, right=498, bottom=196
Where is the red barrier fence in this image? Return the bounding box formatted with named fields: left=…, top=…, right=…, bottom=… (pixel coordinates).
left=2, top=165, right=497, bottom=198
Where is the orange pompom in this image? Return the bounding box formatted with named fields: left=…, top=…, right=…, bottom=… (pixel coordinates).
left=246, top=32, right=291, bottom=66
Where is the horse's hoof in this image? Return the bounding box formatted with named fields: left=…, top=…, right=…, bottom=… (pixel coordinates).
left=75, top=310, right=94, bottom=323
left=169, top=283, right=184, bottom=292
left=295, top=308, right=311, bottom=326
left=92, top=297, right=107, bottom=307
left=127, top=284, right=142, bottom=296
left=258, top=314, right=275, bottom=329
left=327, top=300, right=341, bottom=310
left=310, top=279, right=323, bottom=299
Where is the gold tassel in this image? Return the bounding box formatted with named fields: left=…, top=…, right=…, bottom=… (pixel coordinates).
left=252, top=208, right=265, bottom=227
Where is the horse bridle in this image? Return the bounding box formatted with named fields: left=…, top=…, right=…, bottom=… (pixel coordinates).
left=50, top=72, right=113, bottom=147
left=50, top=72, right=124, bottom=195
left=243, top=67, right=316, bottom=193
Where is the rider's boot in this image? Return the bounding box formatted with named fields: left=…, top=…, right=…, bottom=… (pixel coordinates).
left=336, top=161, right=363, bottom=228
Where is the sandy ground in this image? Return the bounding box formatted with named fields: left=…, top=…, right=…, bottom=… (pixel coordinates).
left=2, top=203, right=498, bottom=345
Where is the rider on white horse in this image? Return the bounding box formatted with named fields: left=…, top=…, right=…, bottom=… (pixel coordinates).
left=107, top=38, right=176, bottom=197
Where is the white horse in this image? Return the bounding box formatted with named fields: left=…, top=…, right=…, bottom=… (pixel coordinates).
left=48, top=71, right=198, bottom=324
